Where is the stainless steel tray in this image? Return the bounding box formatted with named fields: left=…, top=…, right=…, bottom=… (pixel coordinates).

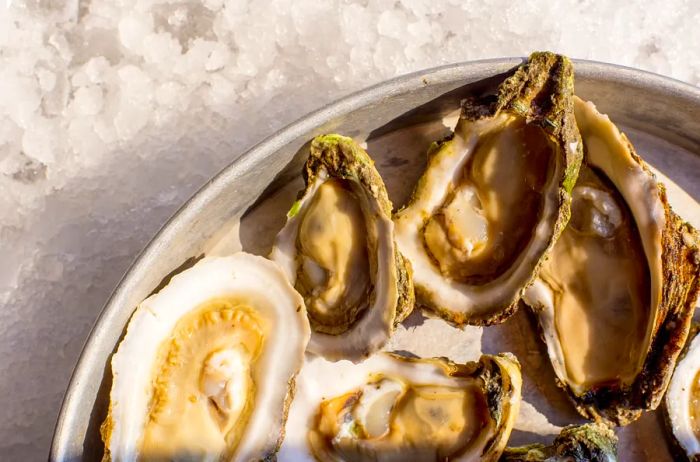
left=50, top=58, right=700, bottom=461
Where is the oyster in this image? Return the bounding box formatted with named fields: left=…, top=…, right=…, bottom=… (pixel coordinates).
left=284, top=352, right=522, bottom=461
left=393, top=52, right=582, bottom=325
left=271, top=134, right=414, bottom=360
left=523, top=97, right=700, bottom=425
left=501, top=423, right=618, bottom=462
left=101, top=253, right=310, bottom=461
left=665, top=325, right=700, bottom=461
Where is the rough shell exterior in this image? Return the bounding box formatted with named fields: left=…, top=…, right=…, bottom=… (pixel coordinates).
left=501, top=423, right=618, bottom=461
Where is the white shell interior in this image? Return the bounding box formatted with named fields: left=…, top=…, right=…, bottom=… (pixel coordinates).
left=667, top=334, right=700, bottom=456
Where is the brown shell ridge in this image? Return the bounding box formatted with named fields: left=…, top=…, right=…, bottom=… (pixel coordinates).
left=305, top=134, right=393, bottom=216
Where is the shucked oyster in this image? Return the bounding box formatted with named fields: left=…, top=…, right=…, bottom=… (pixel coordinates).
left=665, top=325, right=700, bottom=461
left=284, top=352, right=522, bottom=461
left=501, top=423, right=618, bottom=462
left=394, top=52, right=582, bottom=325
left=524, top=97, right=700, bottom=425
left=101, top=253, right=310, bottom=461
left=271, top=134, right=414, bottom=360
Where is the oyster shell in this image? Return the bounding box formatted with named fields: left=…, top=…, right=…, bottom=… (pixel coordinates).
left=501, top=423, right=618, bottom=462
left=523, top=96, right=700, bottom=425
left=393, top=52, right=582, bottom=325
left=665, top=324, right=700, bottom=461
left=271, top=134, right=414, bottom=360
left=100, top=253, right=310, bottom=461
left=285, top=352, right=522, bottom=461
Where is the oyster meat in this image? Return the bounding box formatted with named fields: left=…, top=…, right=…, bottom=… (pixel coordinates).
left=283, top=352, right=522, bottom=462
left=523, top=96, right=700, bottom=425
left=101, top=253, right=310, bottom=461
left=501, top=423, right=618, bottom=462
left=393, top=52, right=582, bottom=325
left=271, top=134, right=414, bottom=360
left=665, top=325, right=700, bottom=461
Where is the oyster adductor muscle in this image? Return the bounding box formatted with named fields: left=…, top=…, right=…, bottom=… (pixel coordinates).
left=394, top=51, right=582, bottom=326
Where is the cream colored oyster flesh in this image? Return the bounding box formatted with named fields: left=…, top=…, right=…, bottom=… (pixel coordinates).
left=534, top=162, right=654, bottom=393
left=101, top=253, right=310, bottom=461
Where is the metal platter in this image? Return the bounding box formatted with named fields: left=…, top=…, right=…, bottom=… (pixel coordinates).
left=50, top=58, right=700, bottom=461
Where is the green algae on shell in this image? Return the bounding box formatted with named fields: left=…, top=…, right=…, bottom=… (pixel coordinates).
left=393, top=51, right=582, bottom=326
left=501, top=423, right=618, bottom=462
left=271, top=134, right=414, bottom=361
